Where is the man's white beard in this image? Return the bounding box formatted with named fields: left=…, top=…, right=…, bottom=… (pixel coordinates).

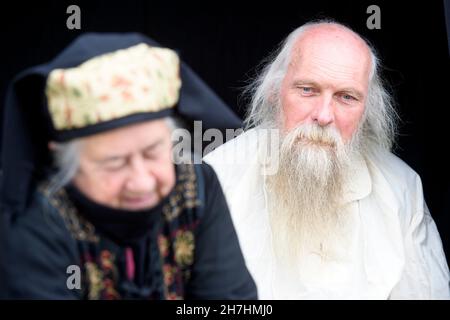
left=266, top=123, right=360, bottom=268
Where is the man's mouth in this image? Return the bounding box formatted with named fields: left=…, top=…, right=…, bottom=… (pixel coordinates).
left=295, top=136, right=335, bottom=148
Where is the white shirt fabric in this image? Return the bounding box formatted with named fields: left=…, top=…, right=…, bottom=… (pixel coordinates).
left=203, top=128, right=450, bottom=299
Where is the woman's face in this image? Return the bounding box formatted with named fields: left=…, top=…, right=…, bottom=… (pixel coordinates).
left=72, top=119, right=176, bottom=211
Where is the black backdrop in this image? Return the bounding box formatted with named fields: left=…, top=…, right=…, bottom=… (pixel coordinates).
left=1, top=0, right=450, bottom=261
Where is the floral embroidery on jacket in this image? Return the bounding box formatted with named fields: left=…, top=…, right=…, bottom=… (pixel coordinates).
left=83, top=250, right=120, bottom=299
left=174, top=230, right=195, bottom=267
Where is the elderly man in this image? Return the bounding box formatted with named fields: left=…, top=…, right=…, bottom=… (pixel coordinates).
left=204, top=21, right=450, bottom=299
left=0, top=33, right=256, bottom=299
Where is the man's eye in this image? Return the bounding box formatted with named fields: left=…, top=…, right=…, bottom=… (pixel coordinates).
left=341, top=94, right=357, bottom=101
left=300, top=87, right=315, bottom=95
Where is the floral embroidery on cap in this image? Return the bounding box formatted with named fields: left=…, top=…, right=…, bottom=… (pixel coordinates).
left=46, top=44, right=181, bottom=130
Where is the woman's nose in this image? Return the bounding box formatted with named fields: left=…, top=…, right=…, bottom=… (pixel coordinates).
left=125, top=156, right=156, bottom=193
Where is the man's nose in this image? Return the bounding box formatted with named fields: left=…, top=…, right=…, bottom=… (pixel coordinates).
left=125, top=156, right=156, bottom=192
left=311, top=95, right=334, bottom=127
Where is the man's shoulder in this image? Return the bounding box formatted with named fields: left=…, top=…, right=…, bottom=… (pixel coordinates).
left=371, top=150, right=419, bottom=178
left=367, top=150, right=422, bottom=193
left=203, top=128, right=260, bottom=186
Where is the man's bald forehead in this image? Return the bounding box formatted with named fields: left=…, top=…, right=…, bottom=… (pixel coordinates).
left=288, top=23, right=373, bottom=73
left=299, top=23, right=370, bottom=51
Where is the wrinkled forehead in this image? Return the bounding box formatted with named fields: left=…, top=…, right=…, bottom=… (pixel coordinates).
left=289, top=27, right=373, bottom=88
left=79, top=119, right=171, bottom=158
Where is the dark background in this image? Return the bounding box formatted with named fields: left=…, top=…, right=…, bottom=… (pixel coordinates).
left=1, top=1, right=449, bottom=261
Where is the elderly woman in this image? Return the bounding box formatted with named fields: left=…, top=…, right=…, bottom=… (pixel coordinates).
left=0, top=33, right=256, bottom=299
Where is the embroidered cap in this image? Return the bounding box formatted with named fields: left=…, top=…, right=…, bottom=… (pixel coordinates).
left=45, top=43, right=181, bottom=136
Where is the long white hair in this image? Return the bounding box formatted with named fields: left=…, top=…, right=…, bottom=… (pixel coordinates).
left=244, top=20, right=399, bottom=154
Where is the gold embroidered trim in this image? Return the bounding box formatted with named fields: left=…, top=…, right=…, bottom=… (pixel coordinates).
left=39, top=182, right=99, bottom=242
left=162, top=164, right=201, bottom=222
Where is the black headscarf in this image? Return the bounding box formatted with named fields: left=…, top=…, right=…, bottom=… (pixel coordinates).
left=0, top=32, right=242, bottom=215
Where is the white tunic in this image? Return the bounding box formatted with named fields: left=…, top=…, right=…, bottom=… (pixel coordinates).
left=204, top=128, right=450, bottom=299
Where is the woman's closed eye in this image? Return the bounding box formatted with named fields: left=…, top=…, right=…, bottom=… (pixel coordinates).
left=102, top=157, right=128, bottom=171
